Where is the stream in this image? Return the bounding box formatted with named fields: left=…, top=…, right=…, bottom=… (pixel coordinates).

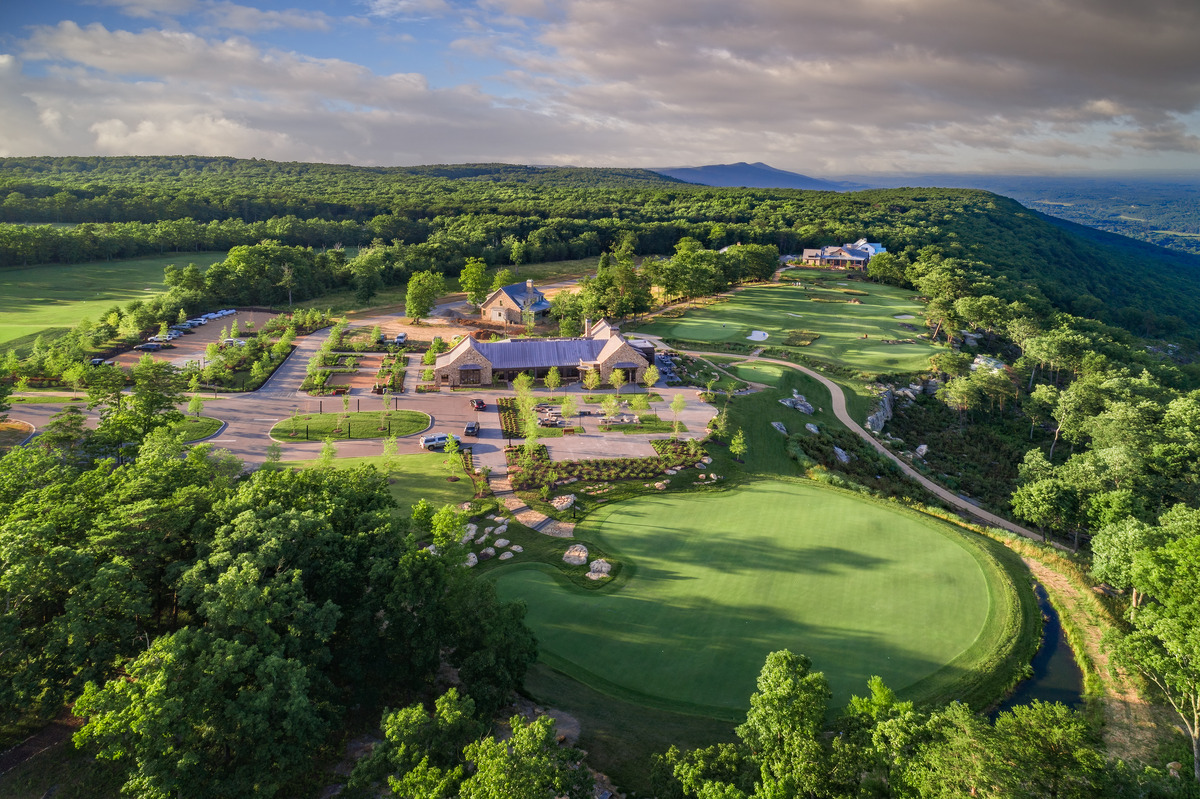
left=993, top=581, right=1085, bottom=715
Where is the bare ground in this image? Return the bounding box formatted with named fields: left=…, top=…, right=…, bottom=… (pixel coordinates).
left=1020, top=556, right=1170, bottom=763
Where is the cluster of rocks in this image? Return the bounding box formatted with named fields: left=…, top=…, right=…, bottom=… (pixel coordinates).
left=549, top=494, right=575, bottom=510
left=580, top=483, right=616, bottom=496
left=779, top=390, right=814, bottom=414
left=644, top=479, right=671, bottom=490
left=694, top=473, right=722, bottom=484
left=771, top=421, right=788, bottom=435
left=463, top=514, right=523, bottom=568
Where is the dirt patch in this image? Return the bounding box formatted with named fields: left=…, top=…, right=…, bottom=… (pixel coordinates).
left=0, top=709, right=84, bottom=780
left=1020, top=556, right=1165, bottom=763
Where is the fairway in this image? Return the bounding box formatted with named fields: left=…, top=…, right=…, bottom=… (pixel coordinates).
left=0, top=252, right=227, bottom=347
left=495, top=481, right=1025, bottom=718
left=636, top=283, right=932, bottom=373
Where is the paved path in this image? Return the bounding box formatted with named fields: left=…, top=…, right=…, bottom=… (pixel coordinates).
left=634, top=333, right=1049, bottom=545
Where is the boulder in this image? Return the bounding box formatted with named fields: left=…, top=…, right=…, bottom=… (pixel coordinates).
left=495, top=538, right=510, bottom=548
left=915, top=444, right=928, bottom=458
left=509, top=545, right=524, bottom=553
left=805, top=423, right=820, bottom=435
left=479, top=547, right=496, bottom=560
left=833, top=446, right=852, bottom=465
left=563, top=544, right=589, bottom=565
left=464, top=552, right=478, bottom=568
left=499, top=551, right=514, bottom=561
left=589, top=559, right=612, bottom=575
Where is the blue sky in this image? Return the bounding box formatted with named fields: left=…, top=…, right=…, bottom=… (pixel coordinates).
left=2, top=0, right=1199, bottom=174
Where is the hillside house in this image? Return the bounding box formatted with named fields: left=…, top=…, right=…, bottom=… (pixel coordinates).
left=799, top=238, right=887, bottom=269
left=480, top=279, right=551, bottom=324
left=432, top=320, right=651, bottom=387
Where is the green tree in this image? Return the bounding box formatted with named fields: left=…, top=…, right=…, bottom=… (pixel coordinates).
left=187, top=391, right=204, bottom=417
left=670, top=392, right=687, bottom=439
left=730, top=427, right=747, bottom=461
left=490, top=268, right=515, bottom=293
left=582, top=368, right=601, bottom=393
left=609, top=367, right=626, bottom=396
left=560, top=394, right=578, bottom=425
left=459, top=715, right=592, bottom=799
left=642, top=363, right=660, bottom=391
left=319, top=436, right=337, bottom=467
left=544, top=366, right=562, bottom=394
left=459, top=257, right=490, bottom=307
left=405, top=270, right=444, bottom=323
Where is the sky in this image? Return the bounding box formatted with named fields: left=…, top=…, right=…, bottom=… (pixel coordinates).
left=2, top=0, right=1200, bottom=175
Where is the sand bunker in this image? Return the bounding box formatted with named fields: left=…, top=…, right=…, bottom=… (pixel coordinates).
left=747, top=330, right=769, bottom=341
left=893, top=314, right=915, bottom=319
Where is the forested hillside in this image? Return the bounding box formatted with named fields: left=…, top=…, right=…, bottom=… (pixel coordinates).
left=3, top=157, right=1200, bottom=340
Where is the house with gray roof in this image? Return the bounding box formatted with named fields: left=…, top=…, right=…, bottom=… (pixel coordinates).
left=432, top=320, right=650, bottom=387
left=800, top=237, right=887, bottom=269
left=480, top=279, right=551, bottom=324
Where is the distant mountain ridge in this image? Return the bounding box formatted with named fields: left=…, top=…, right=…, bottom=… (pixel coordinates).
left=650, top=162, right=861, bottom=191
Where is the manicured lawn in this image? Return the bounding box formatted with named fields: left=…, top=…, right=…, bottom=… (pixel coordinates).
left=494, top=480, right=1032, bottom=719
left=172, top=415, right=223, bottom=442
left=282, top=454, right=476, bottom=517
left=636, top=282, right=933, bottom=375
left=0, top=252, right=227, bottom=348
left=269, top=410, right=429, bottom=441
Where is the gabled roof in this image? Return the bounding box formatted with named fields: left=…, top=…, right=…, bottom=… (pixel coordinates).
left=435, top=321, right=647, bottom=372
left=485, top=282, right=550, bottom=313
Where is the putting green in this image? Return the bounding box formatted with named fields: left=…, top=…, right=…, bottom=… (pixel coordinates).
left=495, top=481, right=1027, bottom=718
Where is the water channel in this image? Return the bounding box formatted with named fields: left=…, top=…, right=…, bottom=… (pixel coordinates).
left=993, top=581, right=1085, bottom=715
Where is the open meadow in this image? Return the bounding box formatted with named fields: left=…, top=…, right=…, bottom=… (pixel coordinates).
left=635, top=279, right=933, bottom=375
left=0, top=252, right=227, bottom=349
left=495, top=480, right=1034, bottom=721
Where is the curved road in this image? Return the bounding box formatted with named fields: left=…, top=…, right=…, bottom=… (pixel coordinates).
left=646, top=337, right=1050, bottom=545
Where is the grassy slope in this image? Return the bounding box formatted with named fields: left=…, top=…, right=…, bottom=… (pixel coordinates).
left=494, top=480, right=1028, bottom=718
left=635, top=281, right=932, bottom=376
left=0, top=252, right=227, bottom=348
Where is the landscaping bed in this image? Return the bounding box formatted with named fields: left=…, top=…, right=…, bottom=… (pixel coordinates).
left=270, top=410, right=429, bottom=441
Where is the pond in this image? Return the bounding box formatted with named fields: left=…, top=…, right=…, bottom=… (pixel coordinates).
left=993, top=581, right=1085, bottom=714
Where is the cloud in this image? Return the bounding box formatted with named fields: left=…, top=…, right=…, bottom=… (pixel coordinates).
left=362, top=0, right=453, bottom=19
left=89, top=0, right=198, bottom=20
left=200, top=3, right=334, bottom=32
left=6, top=1, right=1200, bottom=173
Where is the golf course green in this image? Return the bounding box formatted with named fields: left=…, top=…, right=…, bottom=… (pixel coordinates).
left=634, top=282, right=933, bottom=373
left=495, top=480, right=1030, bottom=719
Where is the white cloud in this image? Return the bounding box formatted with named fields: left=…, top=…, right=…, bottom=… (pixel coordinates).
left=6, top=1, right=1200, bottom=173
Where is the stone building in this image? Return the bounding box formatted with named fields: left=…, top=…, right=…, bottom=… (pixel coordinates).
left=479, top=279, right=551, bottom=324
left=432, top=320, right=651, bottom=387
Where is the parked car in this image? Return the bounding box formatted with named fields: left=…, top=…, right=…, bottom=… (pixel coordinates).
left=419, top=433, right=460, bottom=450
left=135, top=342, right=162, bottom=351
left=222, top=338, right=246, bottom=347
left=464, top=421, right=479, bottom=437
left=394, top=332, right=407, bottom=344
left=469, top=398, right=486, bottom=410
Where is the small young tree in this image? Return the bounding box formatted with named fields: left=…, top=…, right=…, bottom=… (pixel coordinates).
left=601, top=393, right=620, bottom=420
left=642, top=364, right=660, bottom=392
left=560, top=394, right=578, bottom=425
left=544, top=366, right=562, bottom=394
left=187, top=391, right=204, bottom=417
left=342, top=393, right=351, bottom=418
left=609, top=368, right=627, bottom=396
left=670, top=392, right=688, bottom=438
left=630, top=392, right=650, bottom=414
left=230, top=320, right=240, bottom=339
left=318, top=436, right=337, bottom=467
left=730, top=428, right=747, bottom=461
left=382, top=435, right=398, bottom=472
left=262, top=441, right=282, bottom=470
left=444, top=434, right=461, bottom=478
left=62, top=363, right=87, bottom=399
left=582, top=368, right=601, bottom=393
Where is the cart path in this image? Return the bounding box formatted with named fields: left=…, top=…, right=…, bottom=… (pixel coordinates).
left=638, top=334, right=1050, bottom=546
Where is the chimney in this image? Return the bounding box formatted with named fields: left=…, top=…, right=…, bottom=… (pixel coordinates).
left=584, top=317, right=591, bottom=336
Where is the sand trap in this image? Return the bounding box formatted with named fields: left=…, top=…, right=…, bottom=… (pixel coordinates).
left=747, top=330, right=769, bottom=341
left=893, top=314, right=915, bottom=319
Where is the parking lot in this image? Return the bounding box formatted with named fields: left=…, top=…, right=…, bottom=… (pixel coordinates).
left=113, top=308, right=277, bottom=368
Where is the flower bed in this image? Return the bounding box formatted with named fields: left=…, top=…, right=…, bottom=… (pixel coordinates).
left=505, top=439, right=699, bottom=491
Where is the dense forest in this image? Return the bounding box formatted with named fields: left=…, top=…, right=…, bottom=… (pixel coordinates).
left=4, top=157, right=1200, bottom=339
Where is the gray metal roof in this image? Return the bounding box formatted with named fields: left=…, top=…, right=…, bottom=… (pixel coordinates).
left=476, top=337, right=609, bottom=370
